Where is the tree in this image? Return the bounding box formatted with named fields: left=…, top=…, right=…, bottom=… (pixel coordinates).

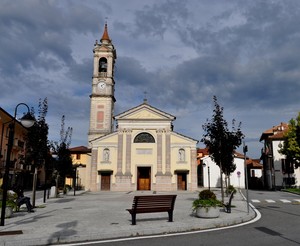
left=279, top=112, right=300, bottom=172
left=201, top=96, right=244, bottom=202
left=51, top=115, right=73, bottom=192
left=25, top=98, right=50, bottom=207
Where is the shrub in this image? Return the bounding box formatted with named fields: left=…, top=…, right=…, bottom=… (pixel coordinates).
left=198, top=189, right=217, bottom=200
left=192, top=189, right=222, bottom=210
left=226, top=185, right=237, bottom=194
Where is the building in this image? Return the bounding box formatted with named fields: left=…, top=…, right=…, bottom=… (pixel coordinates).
left=68, top=146, right=91, bottom=190
left=260, top=122, right=300, bottom=189
left=197, top=148, right=263, bottom=189
left=87, top=24, right=198, bottom=191
left=0, top=107, right=32, bottom=189
left=198, top=148, right=246, bottom=189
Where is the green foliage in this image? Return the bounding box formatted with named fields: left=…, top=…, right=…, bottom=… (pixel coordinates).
left=279, top=112, right=300, bottom=169
left=50, top=115, right=73, bottom=185
left=198, top=189, right=216, bottom=200
left=226, top=185, right=237, bottom=194
left=201, top=96, right=244, bottom=176
left=25, top=98, right=50, bottom=169
left=0, top=189, right=17, bottom=210
left=282, top=188, right=300, bottom=194
left=192, top=189, right=222, bottom=210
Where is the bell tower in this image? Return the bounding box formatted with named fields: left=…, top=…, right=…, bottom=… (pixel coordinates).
left=88, top=23, right=116, bottom=144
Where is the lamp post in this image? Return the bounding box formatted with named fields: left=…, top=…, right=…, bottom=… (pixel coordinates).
left=73, top=164, right=84, bottom=196
left=0, top=103, right=35, bottom=226
left=243, top=141, right=249, bottom=214
left=202, top=162, right=211, bottom=190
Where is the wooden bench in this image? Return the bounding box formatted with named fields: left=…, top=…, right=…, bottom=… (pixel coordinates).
left=223, top=191, right=234, bottom=213
left=126, top=195, right=177, bottom=225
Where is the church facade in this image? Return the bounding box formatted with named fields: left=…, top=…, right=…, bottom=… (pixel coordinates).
left=87, top=24, right=198, bottom=192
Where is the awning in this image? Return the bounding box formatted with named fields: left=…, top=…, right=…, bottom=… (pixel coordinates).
left=174, top=169, right=190, bottom=174
left=98, top=170, right=113, bottom=175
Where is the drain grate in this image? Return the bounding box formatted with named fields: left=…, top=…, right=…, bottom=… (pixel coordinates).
left=0, top=230, right=23, bottom=236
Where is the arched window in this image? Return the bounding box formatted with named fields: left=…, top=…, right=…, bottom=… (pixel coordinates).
left=103, top=148, right=110, bottom=161
left=134, top=132, right=155, bottom=143
left=178, top=148, right=185, bottom=161
left=99, top=58, right=107, bottom=72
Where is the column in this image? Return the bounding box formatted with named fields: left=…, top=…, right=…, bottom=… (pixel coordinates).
left=156, top=129, right=163, bottom=175
left=165, top=130, right=171, bottom=175
left=125, top=129, right=132, bottom=175
left=116, top=130, right=123, bottom=176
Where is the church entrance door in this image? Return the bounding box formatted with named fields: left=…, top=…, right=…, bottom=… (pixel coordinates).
left=101, top=174, right=111, bottom=190
left=177, top=173, right=187, bottom=190
left=137, top=167, right=151, bottom=190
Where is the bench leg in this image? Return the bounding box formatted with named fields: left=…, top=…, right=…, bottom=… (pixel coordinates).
left=168, top=210, right=173, bottom=222
left=131, top=213, right=136, bottom=225
left=224, top=204, right=231, bottom=213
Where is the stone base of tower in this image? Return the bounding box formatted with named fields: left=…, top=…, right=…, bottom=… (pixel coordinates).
left=112, top=175, right=134, bottom=191
left=154, top=174, right=174, bottom=191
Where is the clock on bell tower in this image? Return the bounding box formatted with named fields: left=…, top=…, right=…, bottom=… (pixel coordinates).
left=88, top=23, right=116, bottom=144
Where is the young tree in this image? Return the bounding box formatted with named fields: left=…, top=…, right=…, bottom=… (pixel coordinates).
left=25, top=98, right=51, bottom=207
left=201, top=96, right=244, bottom=202
left=279, top=112, right=300, bottom=173
left=51, top=115, right=73, bottom=192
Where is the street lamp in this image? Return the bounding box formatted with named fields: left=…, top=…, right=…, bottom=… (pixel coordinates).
left=73, top=163, right=84, bottom=196
left=202, top=162, right=211, bottom=190
left=0, top=103, right=35, bottom=226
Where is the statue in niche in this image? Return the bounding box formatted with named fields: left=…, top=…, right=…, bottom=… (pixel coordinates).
left=103, top=148, right=110, bottom=161
left=179, top=148, right=185, bottom=161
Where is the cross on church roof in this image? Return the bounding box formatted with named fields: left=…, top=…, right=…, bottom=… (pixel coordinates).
left=143, top=91, right=148, bottom=103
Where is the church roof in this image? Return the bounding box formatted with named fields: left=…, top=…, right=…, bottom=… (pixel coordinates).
left=172, top=131, right=199, bottom=143
left=114, top=102, right=176, bottom=121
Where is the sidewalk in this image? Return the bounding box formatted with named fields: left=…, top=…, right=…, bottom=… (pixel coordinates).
left=0, top=189, right=257, bottom=246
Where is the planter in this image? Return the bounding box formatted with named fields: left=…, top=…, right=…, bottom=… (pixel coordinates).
left=0, top=206, right=13, bottom=218
left=196, top=206, right=220, bottom=218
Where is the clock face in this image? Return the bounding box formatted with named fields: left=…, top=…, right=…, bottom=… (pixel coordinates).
left=97, top=82, right=106, bottom=90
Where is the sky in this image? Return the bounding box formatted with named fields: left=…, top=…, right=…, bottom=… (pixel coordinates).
left=1, top=0, right=300, bottom=158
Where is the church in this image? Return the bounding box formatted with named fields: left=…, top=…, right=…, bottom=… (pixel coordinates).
left=87, top=24, right=198, bottom=192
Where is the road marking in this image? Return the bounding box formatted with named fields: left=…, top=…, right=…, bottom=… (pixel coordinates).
left=265, top=199, right=276, bottom=203
left=280, top=199, right=291, bottom=203
left=251, top=199, right=260, bottom=203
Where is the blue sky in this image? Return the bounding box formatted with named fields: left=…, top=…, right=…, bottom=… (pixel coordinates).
left=1, top=0, right=300, bottom=158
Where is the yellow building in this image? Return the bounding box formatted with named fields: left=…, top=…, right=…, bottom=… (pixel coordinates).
left=87, top=24, right=198, bottom=192
left=68, top=146, right=91, bottom=190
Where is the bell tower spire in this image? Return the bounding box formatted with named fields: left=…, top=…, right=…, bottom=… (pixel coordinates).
left=88, top=23, right=117, bottom=144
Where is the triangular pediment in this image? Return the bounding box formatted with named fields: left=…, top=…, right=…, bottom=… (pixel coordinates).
left=115, top=103, right=175, bottom=121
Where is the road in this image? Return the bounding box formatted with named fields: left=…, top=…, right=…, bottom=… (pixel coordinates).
left=69, top=190, right=300, bottom=246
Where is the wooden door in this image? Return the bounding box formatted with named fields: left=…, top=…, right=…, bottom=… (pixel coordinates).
left=177, top=174, right=187, bottom=190
left=101, top=174, right=110, bottom=190
left=137, top=167, right=151, bottom=190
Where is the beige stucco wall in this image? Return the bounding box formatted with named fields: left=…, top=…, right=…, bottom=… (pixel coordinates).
left=92, top=128, right=197, bottom=191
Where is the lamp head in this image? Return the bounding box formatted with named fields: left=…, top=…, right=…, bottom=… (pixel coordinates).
left=20, top=112, right=35, bottom=128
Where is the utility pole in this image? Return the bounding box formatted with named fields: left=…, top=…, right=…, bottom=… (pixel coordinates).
left=243, top=142, right=249, bottom=214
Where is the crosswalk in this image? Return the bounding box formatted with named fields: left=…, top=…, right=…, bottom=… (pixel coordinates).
left=251, top=199, right=300, bottom=204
